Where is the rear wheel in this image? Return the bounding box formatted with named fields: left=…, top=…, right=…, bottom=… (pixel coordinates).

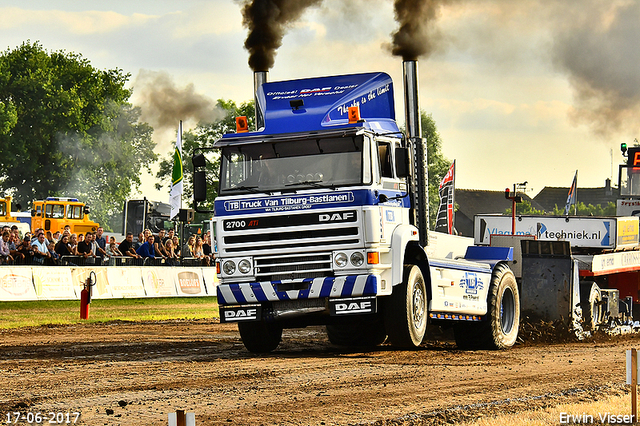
left=454, top=263, right=519, bottom=350
left=238, top=321, right=283, bottom=353
left=384, top=265, right=428, bottom=348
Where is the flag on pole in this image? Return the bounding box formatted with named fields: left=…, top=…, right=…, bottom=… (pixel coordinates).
left=169, top=121, right=183, bottom=220
left=563, top=170, right=577, bottom=215
left=435, top=161, right=455, bottom=234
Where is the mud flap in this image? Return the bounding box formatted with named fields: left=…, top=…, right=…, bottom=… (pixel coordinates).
left=329, top=296, right=377, bottom=316
left=220, top=304, right=262, bottom=323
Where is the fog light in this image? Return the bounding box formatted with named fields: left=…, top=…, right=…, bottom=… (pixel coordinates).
left=335, top=252, right=348, bottom=267
left=223, top=260, right=236, bottom=275
left=350, top=252, right=365, bottom=267
left=238, top=259, right=251, bottom=274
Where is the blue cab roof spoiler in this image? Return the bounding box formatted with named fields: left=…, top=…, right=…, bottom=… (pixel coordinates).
left=220, top=72, right=400, bottom=142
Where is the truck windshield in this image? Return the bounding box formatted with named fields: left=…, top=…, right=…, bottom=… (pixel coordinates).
left=219, top=134, right=370, bottom=194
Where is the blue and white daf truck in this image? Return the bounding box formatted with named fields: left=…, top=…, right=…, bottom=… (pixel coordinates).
left=193, top=62, right=520, bottom=353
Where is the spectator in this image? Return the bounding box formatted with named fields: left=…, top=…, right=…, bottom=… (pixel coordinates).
left=193, top=236, right=210, bottom=266
left=164, top=239, right=179, bottom=266
left=55, top=235, right=74, bottom=258
left=164, top=229, right=175, bottom=245
left=172, top=235, right=181, bottom=258
left=48, top=242, right=60, bottom=265
left=134, top=232, right=145, bottom=250
left=78, top=233, right=84, bottom=244
left=77, top=232, right=96, bottom=264
left=182, top=235, right=195, bottom=258
left=0, top=230, right=14, bottom=264
left=31, top=232, right=51, bottom=265
left=45, top=231, right=53, bottom=244
left=17, top=236, right=34, bottom=264
left=68, top=234, right=78, bottom=255
left=136, top=235, right=156, bottom=259
left=52, top=231, right=61, bottom=244
left=89, top=231, right=106, bottom=263
left=8, top=231, right=23, bottom=264
left=106, top=237, right=123, bottom=258
left=154, top=233, right=168, bottom=259
left=95, top=227, right=107, bottom=255
left=119, top=232, right=141, bottom=259
left=203, top=234, right=213, bottom=258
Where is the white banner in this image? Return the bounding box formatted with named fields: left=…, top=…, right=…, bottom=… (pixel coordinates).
left=33, top=267, right=75, bottom=299
left=142, top=267, right=179, bottom=297
left=0, top=267, right=37, bottom=301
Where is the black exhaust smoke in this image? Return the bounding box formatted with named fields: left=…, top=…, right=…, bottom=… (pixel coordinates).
left=241, top=0, right=322, bottom=72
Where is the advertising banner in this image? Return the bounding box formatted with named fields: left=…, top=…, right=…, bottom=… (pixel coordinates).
left=142, top=267, right=178, bottom=297
left=107, top=267, right=145, bottom=298
left=0, top=267, right=37, bottom=301
left=32, top=267, right=75, bottom=299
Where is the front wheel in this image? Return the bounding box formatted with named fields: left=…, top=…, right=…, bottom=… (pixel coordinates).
left=384, top=265, right=428, bottom=348
left=238, top=321, right=283, bottom=353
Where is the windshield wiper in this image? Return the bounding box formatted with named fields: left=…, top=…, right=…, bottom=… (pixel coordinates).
left=285, top=180, right=324, bottom=188
left=227, top=185, right=261, bottom=193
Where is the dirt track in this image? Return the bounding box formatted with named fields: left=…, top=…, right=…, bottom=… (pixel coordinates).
left=0, top=320, right=634, bottom=425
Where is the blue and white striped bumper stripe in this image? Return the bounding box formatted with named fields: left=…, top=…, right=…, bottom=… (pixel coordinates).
left=216, top=275, right=379, bottom=305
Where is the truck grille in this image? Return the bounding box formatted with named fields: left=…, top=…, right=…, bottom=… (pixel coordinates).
left=255, top=253, right=332, bottom=281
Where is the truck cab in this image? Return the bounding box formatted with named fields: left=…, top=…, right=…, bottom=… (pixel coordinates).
left=195, top=72, right=518, bottom=352
left=31, top=197, right=99, bottom=235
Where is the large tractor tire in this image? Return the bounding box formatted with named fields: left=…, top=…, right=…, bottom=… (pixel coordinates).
left=580, top=281, right=602, bottom=332
left=238, top=321, right=283, bottom=353
left=454, top=263, right=520, bottom=350
left=326, top=316, right=386, bottom=348
left=384, top=265, right=428, bottom=348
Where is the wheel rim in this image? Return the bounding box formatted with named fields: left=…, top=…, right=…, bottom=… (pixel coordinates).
left=412, top=282, right=426, bottom=330
left=500, top=287, right=515, bottom=334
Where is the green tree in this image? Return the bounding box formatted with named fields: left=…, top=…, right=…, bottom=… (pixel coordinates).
left=422, top=112, right=452, bottom=229
left=550, top=202, right=616, bottom=216
left=0, top=41, right=156, bottom=229
left=504, top=200, right=546, bottom=216
left=156, top=100, right=255, bottom=211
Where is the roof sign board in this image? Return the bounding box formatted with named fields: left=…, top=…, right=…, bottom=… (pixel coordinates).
left=473, top=215, right=631, bottom=249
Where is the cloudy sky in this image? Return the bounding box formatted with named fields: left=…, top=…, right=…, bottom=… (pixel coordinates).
left=2, top=0, right=639, bottom=200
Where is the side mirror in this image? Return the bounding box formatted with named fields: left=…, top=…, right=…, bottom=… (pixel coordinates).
left=192, top=154, right=208, bottom=202
left=192, top=153, right=206, bottom=168
left=193, top=170, right=207, bottom=202
left=395, top=147, right=410, bottom=178
left=83, top=206, right=91, bottom=214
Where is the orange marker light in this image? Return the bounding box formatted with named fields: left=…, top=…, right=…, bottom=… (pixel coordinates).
left=348, top=106, right=361, bottom=123
left=367, top=252, right=380, bottom=264
left=236, top=116, right=249, bottom=133
left=216, top=262, right=221, bottom=275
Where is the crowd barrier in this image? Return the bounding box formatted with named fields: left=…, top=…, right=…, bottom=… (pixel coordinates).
left=0, top=265, right=219, bottom=301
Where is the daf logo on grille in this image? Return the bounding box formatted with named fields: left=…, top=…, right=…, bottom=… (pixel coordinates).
left=319, top=212, right=355, bottom=222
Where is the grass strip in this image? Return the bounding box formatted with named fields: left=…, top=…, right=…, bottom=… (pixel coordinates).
left=0, top=297, right=219, bottom=329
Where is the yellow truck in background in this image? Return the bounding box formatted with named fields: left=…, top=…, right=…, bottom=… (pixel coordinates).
left=0, top=196, right=30, bottom=237
left=30, top=197, right=99, bottom=234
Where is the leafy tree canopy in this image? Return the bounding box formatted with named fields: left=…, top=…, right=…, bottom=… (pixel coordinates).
left=0, top=41, right=156, bottom=229
left=156, top=99, right=255, bottom=213
left=505, top=201, right=616, bottom=216
left=421, top=112, right=452, bottom=229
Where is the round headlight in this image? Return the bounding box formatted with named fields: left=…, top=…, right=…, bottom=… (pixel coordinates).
left=223, top=260, right=236, bottom=275
left=238, top=259, right=251, bottom=274
left=335, top=252, right=348, bottom=267
left=350, top=252, right=365, bottom=267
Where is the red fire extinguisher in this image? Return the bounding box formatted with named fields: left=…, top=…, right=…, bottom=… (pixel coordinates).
left=80, top=271, right=96, bottom=320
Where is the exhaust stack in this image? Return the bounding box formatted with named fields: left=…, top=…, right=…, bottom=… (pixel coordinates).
left=254, top=71, right=268, bottom=131
left=403, top=60, right=429, bottom=245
